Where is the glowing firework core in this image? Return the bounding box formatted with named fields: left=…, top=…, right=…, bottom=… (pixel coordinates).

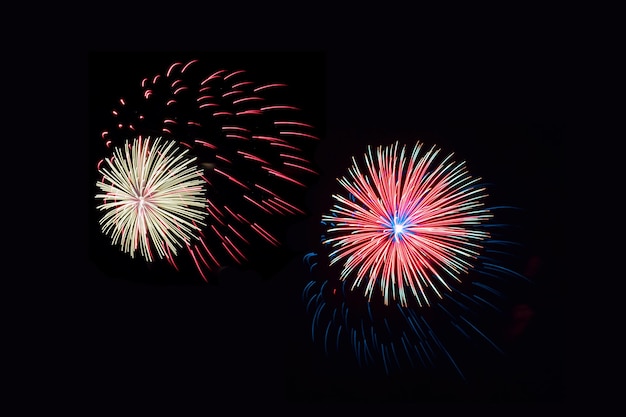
left=390, top=215, right=411, bottom=242
left=322, top=141, right=493, bottom=307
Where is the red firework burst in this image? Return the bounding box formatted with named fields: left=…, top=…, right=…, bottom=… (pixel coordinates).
left=322, top=141, right=493, bottom=307
left=95, top=57, right=319, bottom=281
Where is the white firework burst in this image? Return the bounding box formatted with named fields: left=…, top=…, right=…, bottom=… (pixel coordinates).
left=95, top=136, right=208, bottom=262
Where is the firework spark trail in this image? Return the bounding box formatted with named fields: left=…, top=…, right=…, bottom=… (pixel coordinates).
left=96, top=57, right=319, bottom=279
left=322, top=141, right=493, bottom=307
left=95, top=137, right=207, bottom=263
left=301, top=261, right=471, bottom=377
left=302, top=215, right=527, bottom=378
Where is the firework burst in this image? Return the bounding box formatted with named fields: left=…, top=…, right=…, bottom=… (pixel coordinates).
left=302, top=140, right=530, bottom=378
left=94, top=55, right=319, bottom=280
left=322, top=141, right=493, bottom=307
left=95, top=136, right=207, bottom=262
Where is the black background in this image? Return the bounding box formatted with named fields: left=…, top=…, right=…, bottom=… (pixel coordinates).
left=18, top=29, right=573, bottom=407
left=82, top=50, right=564, bottom=403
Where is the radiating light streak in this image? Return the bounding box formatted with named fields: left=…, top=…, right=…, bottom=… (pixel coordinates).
left=166, top=62, right=182, bottom=78
left=260, top=105, right=300, bottom=111
left=237, top=151, right=270, bottom=165
left=243, top=194, right=273, bottom=214
left=222, top=90, right=244, bottom=98
left=235, top=110, right=263, bottom=116
left=232, top=81, right=254, bottom=89
left=279, top=131, right=320, bottom=140
left=181, top=59, right=198, bottom=74
left=214, top=168, right=251, bottom=190
left=253, top=83, right=287, bottom=92
left=262, top=167, right=306, bottom=187
left=232, top=96, right=263, bottom=105
left=224, top=70, right=246, bottom=80
left=200, top=70, right=227, bottom=85
left=274, top=121, right=314, bottom=128
left=251, top=223, right=279, bottom=246
left=283, top=162, right=318, bottom=174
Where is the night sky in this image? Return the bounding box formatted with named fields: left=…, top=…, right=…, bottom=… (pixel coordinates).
left=69, top=47, right=566, bottom=404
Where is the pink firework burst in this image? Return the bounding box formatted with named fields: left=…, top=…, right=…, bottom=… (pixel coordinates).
left=322, top=141, right=493, bottom=307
